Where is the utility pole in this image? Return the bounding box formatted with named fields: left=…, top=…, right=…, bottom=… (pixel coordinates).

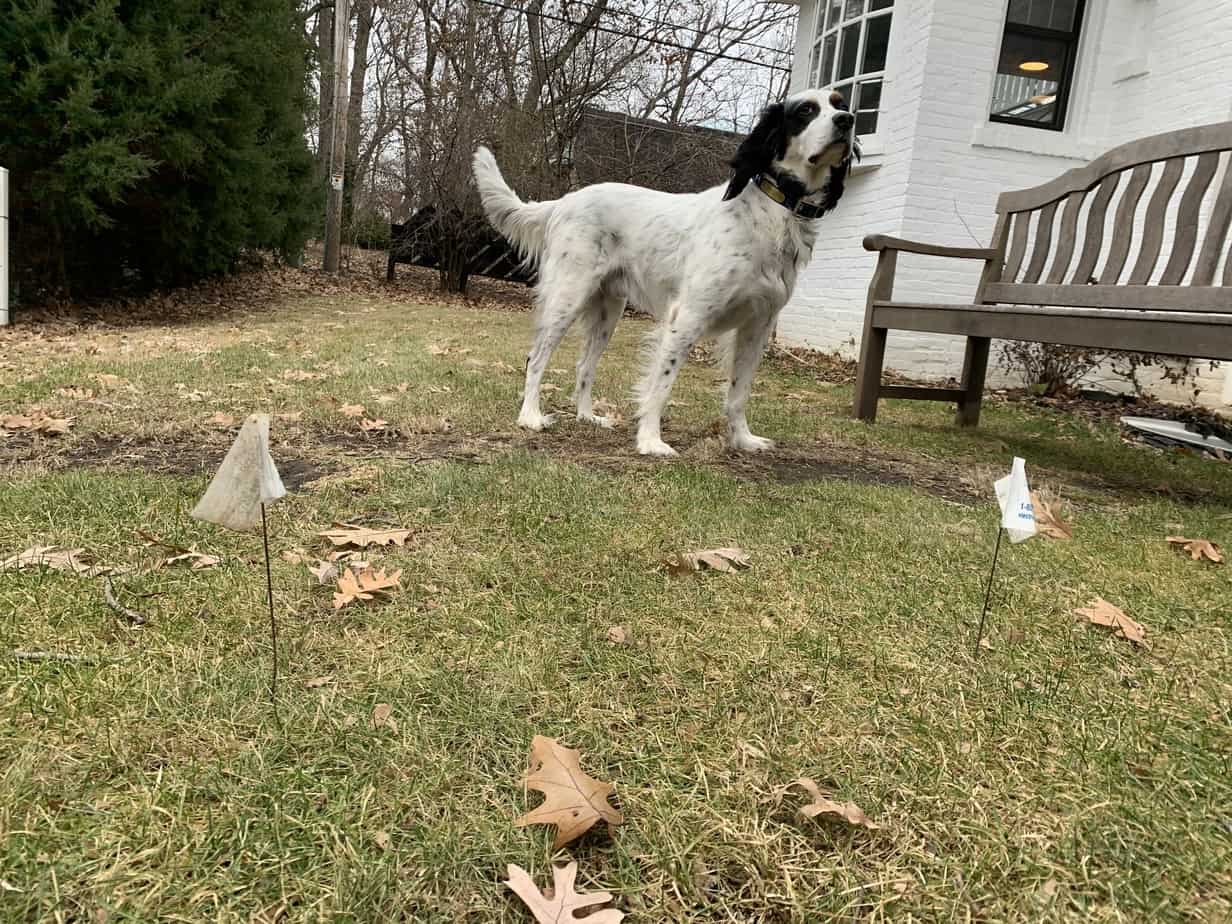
left=0, top=167, right=9, bottom=326
left=323, top=0, right=352, bottom=273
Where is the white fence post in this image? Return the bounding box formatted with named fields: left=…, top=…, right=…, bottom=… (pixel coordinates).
left=0, top=167, right=9, bottom=326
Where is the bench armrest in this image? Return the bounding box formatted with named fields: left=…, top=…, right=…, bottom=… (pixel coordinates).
left=863, top=234, right=997, bottom=261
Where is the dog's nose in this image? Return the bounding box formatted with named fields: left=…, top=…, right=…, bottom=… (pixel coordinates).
left=833, top=111, right=854, bottom=132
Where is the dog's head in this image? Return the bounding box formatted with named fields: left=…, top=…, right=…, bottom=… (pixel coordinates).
left=723, top=89, right=860, bottom=212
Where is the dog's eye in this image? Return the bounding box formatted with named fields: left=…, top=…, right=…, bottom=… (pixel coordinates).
left=798, top=102, right=818, bottom=117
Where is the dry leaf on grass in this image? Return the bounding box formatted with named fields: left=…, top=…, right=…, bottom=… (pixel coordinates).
left=340, top=403, right=366, bottom=418
left=2, top=414, right=73, bottom=435
left=281, top=547, right=309, bottom=564
left=94, top=373, right=125, bottom=388
left=308, top=560, right=339, bottom=584
left=164, top=551, right=221, bottom=570
left=282, top=369, right=326, bottom=381
left=427, top=344, right=470, bottom=357
left=371, top=702, right=397, bottom=731
left=591, top=399, right=625, bottom=424
left=318, top=523, right=411, bottom=548
left=304, top=675, right=333, bottom=689
left=504, top=862, right=624, bottom=924
left=372, top=830, right=391, bottom=850
left=332, top=567, right=403, bottom=609
left=359, top=417, right=388, bottom=433
left=786, top=779, right=880, bottom=830
left=205, top=412, right=236, bottom=427
left=606, top=626, right=628, bottom=645
left=663, top=547, right=750, bottom=575
left=1074, top=596, right=1146, bottom=645
left=516, top=735, right=624, bottom=849
left=1165, top=536, right=1223, bottom=563
left=1031, top=490, right=1073, bottom=540
left=1, top=545, right=111, bottom=576
left=276, top=412, right=303, bottom=422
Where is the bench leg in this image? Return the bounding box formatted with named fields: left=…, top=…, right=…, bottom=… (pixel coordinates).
left=853, top=326, right=888, bottom=422
left=956, top=336, right=991, bottom=427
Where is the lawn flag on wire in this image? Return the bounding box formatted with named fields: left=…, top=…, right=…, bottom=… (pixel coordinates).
left=976, top=457, right=1036, bottom=653
left=191, top=414, right=287, bottom=710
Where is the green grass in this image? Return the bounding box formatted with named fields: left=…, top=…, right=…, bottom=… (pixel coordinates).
left=2, top=292, right=1231, bottom=922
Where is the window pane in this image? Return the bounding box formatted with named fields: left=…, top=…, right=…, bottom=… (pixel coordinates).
left=869, top=0, right=893, bottom=9
left=837, top=23, right=861, bottom=80
left=857, top=78, right=882, bottom=112
left=820, top=33, right=837, bottom=85
left=833, top=82, right=854, bottom=111
left=809, top=42, right=822, bottom=84
left=990, top=31, right=1068, bottom=127
left=826, top=0, right=842, bottom=31
left=862, top=13, right=891, bottom=73
left=856, top=110, right=878, bottom=135
left=844, top=0, right=864, bottom=21
left=1008, top=0, right=1077, bottom=32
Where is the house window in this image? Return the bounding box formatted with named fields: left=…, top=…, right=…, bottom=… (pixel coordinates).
left=989, top=0, right=1086, bottom=130
left=809, top=0, right=892, bottom=136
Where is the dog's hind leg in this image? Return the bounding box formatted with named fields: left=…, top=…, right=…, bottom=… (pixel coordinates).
left=723, top=313, right=777, bottom=452
left=573, top=294, right=623, bottom=427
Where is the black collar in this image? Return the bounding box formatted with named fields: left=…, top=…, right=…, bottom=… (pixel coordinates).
left=752, top=172, right=828, bottom=219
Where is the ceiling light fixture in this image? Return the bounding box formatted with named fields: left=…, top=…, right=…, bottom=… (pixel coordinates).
left=1019, top=60, right=1050, bottom=72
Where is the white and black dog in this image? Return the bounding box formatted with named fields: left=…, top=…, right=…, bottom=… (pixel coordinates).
left=473, top=89, right=858, bottom=457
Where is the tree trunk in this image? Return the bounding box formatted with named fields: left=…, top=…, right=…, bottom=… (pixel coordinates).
left=343, top=0, right=375, bottom=228
left=316, top=6, right=335, bottom=179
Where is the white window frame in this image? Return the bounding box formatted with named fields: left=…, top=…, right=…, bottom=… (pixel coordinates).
left=808, top=0, right=892, bottom=138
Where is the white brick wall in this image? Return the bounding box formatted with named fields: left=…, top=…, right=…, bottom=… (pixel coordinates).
left=781, top=0, right=1232, bottom=406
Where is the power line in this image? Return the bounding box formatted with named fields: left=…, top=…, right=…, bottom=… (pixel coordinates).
left=601, top=4, right=796, bottom=59
left=470, top=0, right=793, bottom=72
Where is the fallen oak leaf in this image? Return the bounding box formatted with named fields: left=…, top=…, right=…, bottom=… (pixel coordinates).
left=663, top=547, right=750, bottom=576
left=318, top=524, right=411, bottom=548
left=1074, top=596, right=1146, bottom=645
left=164, top=551, right=221, bottom=570
left=358, top=417, right=388, bottom=433
left=1, top=545, right=111, bottom=576
left=606, top=626, right=628, bottom=645
left=504, top=862, right=624, bottom=924
left=332, top=567, right=402, bottom=609
left=304, top=675, right=333, bottom=689
left=516, top=735, right=624, bottom=849
left=340, top=403, right=366, bottom=418
left=1031, top=490, right=1073, bottom=540
left=56, top=386, right=95, bottom=400
left=205, top=412, right=236, bottom=427
left=786, top=778, right=880, bottom=830
left=1165, top=535, right=1223, bottom=564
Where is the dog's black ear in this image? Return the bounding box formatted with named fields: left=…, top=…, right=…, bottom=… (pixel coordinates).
left=723, top=103, right=784, bottom=201
left=818, top=156, right=852, bottom=215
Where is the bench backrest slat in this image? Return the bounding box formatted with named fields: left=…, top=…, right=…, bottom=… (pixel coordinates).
left=1004, top=212, right=1030, bottom=282
left=1160, top=151, right=1221, bottom=285
left=1071, top=172, right=1121, bottom=285
left=1126, top=158, right=1186, bottom=285
left=1047, top=191, right=1085, bottom=284
left=1022, top=200, right=1057, bottom=284
left=1099, top=164, right=1152, bottom=284
left=1193, top=161, right=1232, bottom=286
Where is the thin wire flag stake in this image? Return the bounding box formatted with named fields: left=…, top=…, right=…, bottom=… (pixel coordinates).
left=191, top=414, right=288, bottom=713
left=975, top=457, right=1036, bottom=656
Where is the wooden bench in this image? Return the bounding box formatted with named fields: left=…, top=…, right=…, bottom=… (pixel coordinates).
left=853, top=122, right=1232, bottom=426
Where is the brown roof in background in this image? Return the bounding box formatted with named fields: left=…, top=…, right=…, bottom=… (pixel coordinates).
left=570, top=107, right=742, bottom=194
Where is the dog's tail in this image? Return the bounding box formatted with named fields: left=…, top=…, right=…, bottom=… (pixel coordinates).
left=472, top=147, right=555, bottom=264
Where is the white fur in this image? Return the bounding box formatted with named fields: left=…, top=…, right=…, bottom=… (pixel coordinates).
left=472, top=90, right=854, bottom=456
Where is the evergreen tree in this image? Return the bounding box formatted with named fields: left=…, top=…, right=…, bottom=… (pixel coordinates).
left=0, top=0, right=318, bottom=297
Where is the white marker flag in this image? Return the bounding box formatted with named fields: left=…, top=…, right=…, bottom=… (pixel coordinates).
left=994, top=456, right=1036, bottom=543
left=191, top=414, right=286, bottom=532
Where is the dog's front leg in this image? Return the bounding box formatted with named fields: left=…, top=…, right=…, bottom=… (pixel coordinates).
left=724, top=315, right=777, bottom=453
left=636, top=314, right=706, bottom=457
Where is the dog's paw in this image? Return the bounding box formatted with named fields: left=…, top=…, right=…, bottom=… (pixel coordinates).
left=730, top=433, right=775, bottom=453
left=637, top=437, right=679, bottom=458
left=517, top=411, right=556, bottom=431
left=577, top=412, right=616, bottom=430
